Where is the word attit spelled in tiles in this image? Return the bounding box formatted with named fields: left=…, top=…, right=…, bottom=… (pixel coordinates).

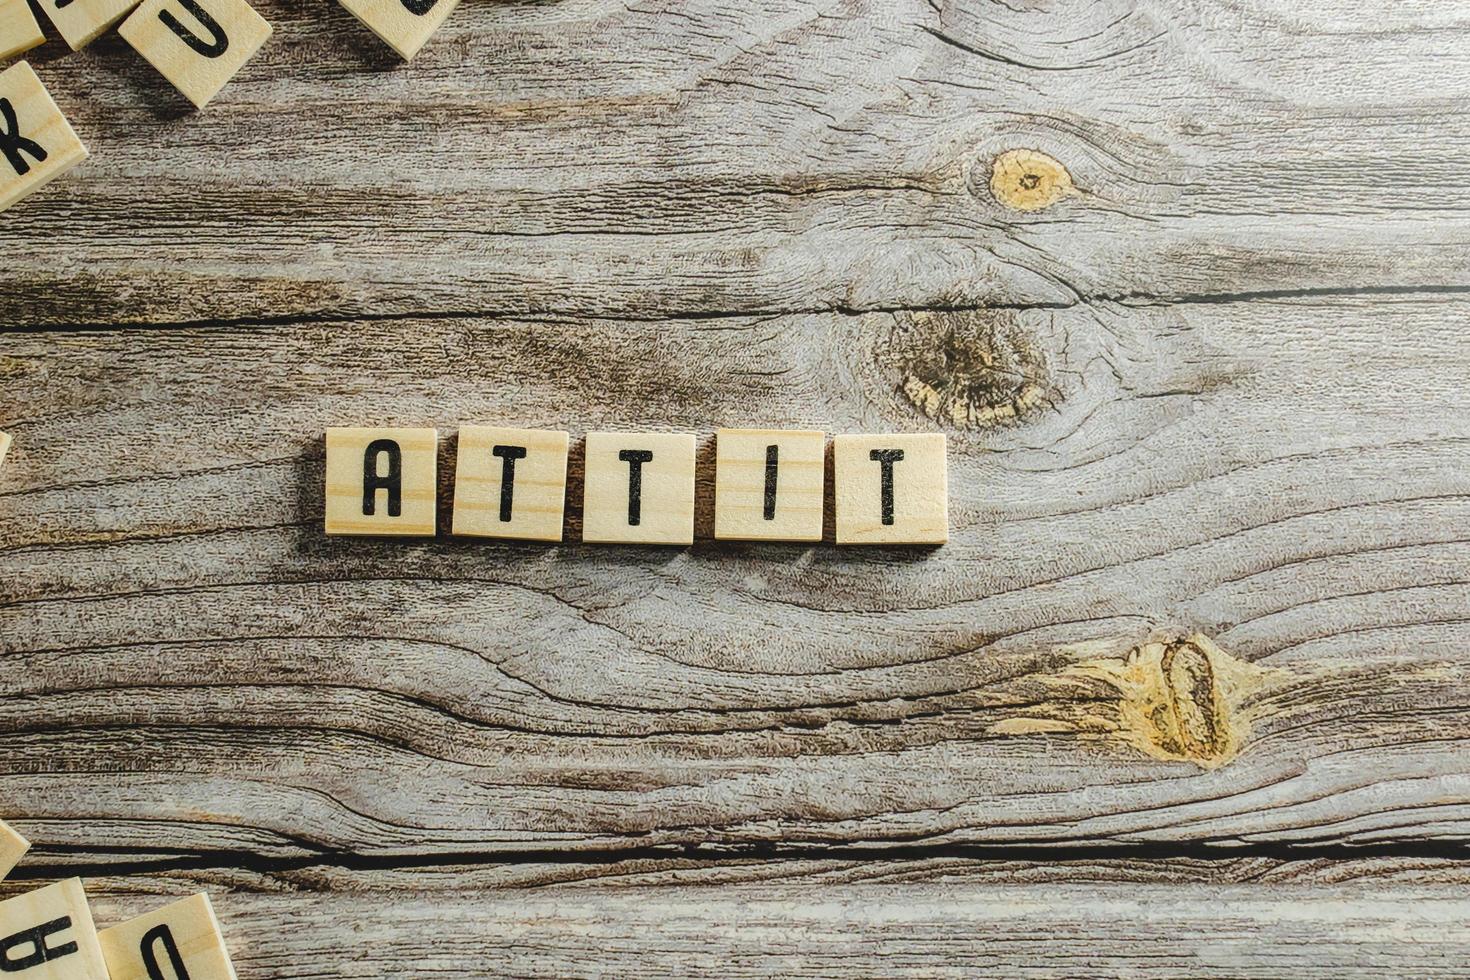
left=452, top=426, right=569, bottom=542
left=37, top=0, right=141, bottom=48
left=582, top=431, right=696, bottom=545
left=0, top=816, right=28, bottom=880
left=0, top=0, right=45, bottom=61
left=324, top=427, right=438, bottom=536
left=714, top=428, right=825, bottom=542
left=0, top=62, right=88, bottom=213
left=99, top=894, right=236, bottom=980
left=833, top=433, right=948, bottom=545
left=337, top=0, right=460, bottom=60
left=119, top=0, right=272, bottom=110
left=0, top=879, right=108, bottom=979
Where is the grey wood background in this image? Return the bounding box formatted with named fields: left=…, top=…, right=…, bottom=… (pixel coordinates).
left=3, top=0, right=1470, bottom=975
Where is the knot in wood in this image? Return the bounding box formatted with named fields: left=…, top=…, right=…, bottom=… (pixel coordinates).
left=989, top=148, right=1075, bottom=212
left=890, top=310, right=1054, bottom=430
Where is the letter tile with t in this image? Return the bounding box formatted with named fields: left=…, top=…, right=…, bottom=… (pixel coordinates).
left=0, top=0, right=45, bottom=62
left=713, top=428, right=825, bottom=542
left=833, top=433, right=948, bottom=545
left=324, top=427, right=438, bottom=536
left=0, top=879, right=108, bottom=979
left=36, top=0, right=141, bottom=49
left=336, top=0, right=460, bottom=60
left=582, top=431, right=696, bottom=545
left=452, top=425, right=569, bottom=542
left=119, top=0, right=271, bottom=110
left=98, top=894, right=237, bottom=980
left=0, top=62, right=87, bottom=213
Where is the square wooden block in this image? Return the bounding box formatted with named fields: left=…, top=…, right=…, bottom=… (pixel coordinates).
left=0, top=878, right=108, bottom=979
left=833, top=433, right=947, bottom=545
left=714, top=428, right=825, bottom=542
left=0, top=0, right=45, bottom=61
left=119, top=0, right=271, bottom=110
left=37, top=0, right=141, bottom=49
left=452, top=425, right=568, bottom=542
left=0, top=430, right=11, bottom=470
left=324, top=427, right=438, bottom=536
left=0, top=62, right=87, bottom=214
left=336, top=0, right=460, bottom=60
left=582, top=431, right=695, bottom=545
left=98, top=894, right=236, bottom=980
left=0, top=816, right=27, bottom=880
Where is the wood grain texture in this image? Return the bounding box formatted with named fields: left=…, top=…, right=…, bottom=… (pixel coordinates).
left=5, top=0, right=1470, bottom=323
left=52, top=881, right=1470, bottom=979
left=2, top=295, right=1468, bottom=868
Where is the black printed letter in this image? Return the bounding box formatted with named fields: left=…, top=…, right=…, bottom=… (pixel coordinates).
left=400, top=0, right=437, bottom=13
left=618, top=449, right=653, bottom=526
left=140, top=924, right=190, bottom=980
left=0, top=917, right=77, bottom=972
left=763, top=444, right=779, bottom=521
left=159, top=0, right=229, bottom=57
left=362, top=439, right=402, bottom=517
left=869, top=449, right=904, bottom=526
left=0, top=98, right=46, bottom=177
left=492, top=445, right=527, bottom=523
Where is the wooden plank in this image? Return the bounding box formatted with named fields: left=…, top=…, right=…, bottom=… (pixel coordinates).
left=4, top=0, right=1470, bottom=323
left=44, top=881, right=1470, bottom=979
left=1, top=294, right=1468, bottom=861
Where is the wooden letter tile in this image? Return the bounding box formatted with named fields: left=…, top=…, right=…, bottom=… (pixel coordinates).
left=0, top=879, right=108, bottom=979
left=452, top=425, right=568, bottom=542
left=582, top=431, right=695, bottom=545
left=0, top=0, right=45, bottom=61
left=833, top=433, right=947, bottom=545
left=37, top=0, right=141, bottom=49
left=324, top=427, right=437, bottom=536
left=0, top=816, right=27, bottom=881
left=714, top=428, right=825, bottom=542
left=119, top=0, right=271, bottom=110
left=0, top=62, right=87, bottom=213
left=0, top=430, right=11, bottom=471
left=98, top=894, right=236, bottom=980
left=336, top=0, right=460, bottom=60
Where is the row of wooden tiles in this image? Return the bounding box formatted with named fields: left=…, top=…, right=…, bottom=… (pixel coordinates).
left=325, top=426, right=950, bottom=545
left=0, top=820, right=238, bottom=978
left=1, top=0, right=456, bottom=210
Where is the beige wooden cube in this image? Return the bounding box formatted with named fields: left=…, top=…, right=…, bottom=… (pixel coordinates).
left=582, top=431, right=695, bottom=545
left=714, top=428, right=825, bottom=542
left=452, top=425, right=568, bottom=542
left=337, top=0, right=460, bottom=60
left=0, top=0, right=45, bottom=61
left=324, top=427, right=438, bottom=536
left=119, top=0, right=271, bottom=110
left=98, top=894, right=236, bottom=980
left=0, top=430, right=11, bottom=471
left=0, top=62, right=87, bottom=213
left=0, top=879, right=108, bottom=978
left=833, top=433, right=947, bottom=545
left=36, top=0, right=140, bottom=49
left=0, top=816, right=27, bottom=880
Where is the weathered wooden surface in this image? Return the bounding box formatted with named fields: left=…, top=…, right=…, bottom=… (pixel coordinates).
left=3, top=0, right=1470, bottom=974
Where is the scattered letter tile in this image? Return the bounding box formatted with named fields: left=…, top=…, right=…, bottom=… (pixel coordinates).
left=0, top=0, right=45, bottom=61
left=0, top=62, right=87, bottom=213
left=714, top=428, right=825, bottom=542
left=119, top=0, right=271, bottom=110
left=336, top=0, right=460, bottom=60
left=0, top=879, right=108, bottom=979
left=0, top=430, right=11, bottom=471
left=582, top=431, right=695, bottom=545
left=452, top=425, right=568, bottom=542
left=37, top=0, right=141, bottom=49
left=833, top=433, right=947, bottom=545
left=98, top=894, right=237, bottom=980
left=324, top=427, right=438, bottom=536
left=0, top=816, right=27, bottom=881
